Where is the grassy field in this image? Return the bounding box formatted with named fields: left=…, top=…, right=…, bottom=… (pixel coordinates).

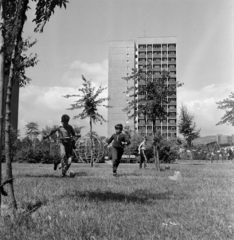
left=0, top=161, right=234, bottom=240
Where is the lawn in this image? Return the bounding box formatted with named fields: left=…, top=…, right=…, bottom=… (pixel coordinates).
left=0, top=161, right=234, bottom=240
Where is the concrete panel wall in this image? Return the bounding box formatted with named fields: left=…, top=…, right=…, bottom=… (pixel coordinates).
left=108, top=41, right=135, bottom=137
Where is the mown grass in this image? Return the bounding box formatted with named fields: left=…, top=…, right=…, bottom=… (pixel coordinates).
left=0, top=161, right=234, bottom=240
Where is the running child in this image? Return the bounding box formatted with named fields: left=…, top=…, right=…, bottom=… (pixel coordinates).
left=107, top=124, right=130, bottom=176
left=43, top=114, right=77, bottom=176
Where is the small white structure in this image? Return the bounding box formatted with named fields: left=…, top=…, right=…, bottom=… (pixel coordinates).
left=169, top=171, right=182, bottom=181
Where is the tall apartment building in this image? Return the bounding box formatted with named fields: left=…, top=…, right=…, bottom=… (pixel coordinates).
left=108, top=37, right=177, bottom=138
left=108, top=41, right=136, bottom=137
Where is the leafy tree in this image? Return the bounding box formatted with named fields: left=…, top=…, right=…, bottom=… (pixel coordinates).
left=0, top=0, right=69, bottom=211
left=178, top=104, right=200, bottom=147
left=25, top=122, right=40, bottom=153
left=25, top=121, right=40, bottom=140
left=64, top=75, right=110, bottom=167
left=216, top=92, right=234, bottom=126
left=123, top=63, right=183, bottom=171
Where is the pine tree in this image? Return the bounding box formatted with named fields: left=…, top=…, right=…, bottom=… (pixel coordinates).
left=178, top=104, right=200, bottom=147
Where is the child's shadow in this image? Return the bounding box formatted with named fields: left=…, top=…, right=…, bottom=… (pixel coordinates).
left=59, top=189, right=185, bottom=204
left=18, top=171, right=88, bottom=178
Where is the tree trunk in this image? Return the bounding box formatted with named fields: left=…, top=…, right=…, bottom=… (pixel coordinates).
left=4, top=0, right=29, bottom=211
left=0, top=0, right=5, bottom=213
left=90, top=117, right=93, bottom=167
left=4, top=38, right=18, bottom=210
left=153, top=121, right=160, bottom=171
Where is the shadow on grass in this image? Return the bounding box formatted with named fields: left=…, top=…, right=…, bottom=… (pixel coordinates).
left=18, top=171, right=88, bottom=178
left=59, top=189, right=186, bottom=204
left=118, top=172, right=143, bottom=177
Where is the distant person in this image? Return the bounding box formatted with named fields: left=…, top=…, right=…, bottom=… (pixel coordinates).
left=138, top=137, right=148, bottom=169
left=107, top=124, right=130, bottom=176
left=210, top=151, right=215, bottom=163
left=228, top=148, right=233, bottom=163
left=43, top=114, right=77, bottom=176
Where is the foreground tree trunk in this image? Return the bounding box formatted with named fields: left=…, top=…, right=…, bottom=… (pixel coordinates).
left=0, top=0, right=5, bottom=212
left=90, top=117, right=93, bottom=167
left=4, top=0, right=29, bottom=211
left=4, top=43, right=17, bottom=210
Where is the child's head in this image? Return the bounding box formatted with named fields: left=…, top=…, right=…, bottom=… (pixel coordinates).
left=61, top=114, right=70, bottom=126
left=115, top=124, right=123, bottom=134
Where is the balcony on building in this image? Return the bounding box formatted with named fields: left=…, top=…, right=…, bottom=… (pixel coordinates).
left=153, top=51, right=161, bottom=57
left=168, top=108, right=177, bottom=113
left=168, top=98, right=176, bottom=105
left=138, top=45, right=146, bottom=49
left=138, top=52, right=146, bottom=58
left=153, top=65, right=161, bottom=70
left=153, top=44, right=161, bottom=50
left=147, top=51, right=153, bottom=56
left=138, top=60, right=147, bottom=65
left=147, top=44, right=153, bottom=50
left=169, top=71, right=176, bottom=77
left=168, top=58, right=176, bottom=64
left=168, top=51, right=176, bottom=57
left=168, top=78, right=176, bottom=85
left=168, top=91, right=176, bottom=98
left=168, top=44, right=176, bottom=50
left=168, top=114, right=176, bottom=119
left=153, top=58, right=161, bottom=63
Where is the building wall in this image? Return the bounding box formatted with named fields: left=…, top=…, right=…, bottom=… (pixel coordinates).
left=136, top=37, right=177, bottom=138
left=108, top=37, right=177, bottom=139
left=108, top=41, right=135, bottom=137
left=216, top=134, right=234, bottom=145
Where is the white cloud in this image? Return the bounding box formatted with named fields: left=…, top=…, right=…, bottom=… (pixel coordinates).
left=177, top=82, right=234, bottom=136
left=19, top=59, right=109, bottom=138
left=62, top=59, right=108, bottom=87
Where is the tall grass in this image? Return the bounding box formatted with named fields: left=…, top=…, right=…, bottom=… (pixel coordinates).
left=0, top=161, right=234, bottom=240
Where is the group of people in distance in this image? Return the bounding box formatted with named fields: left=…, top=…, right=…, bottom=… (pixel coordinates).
left=206, top=148, right=233, bottom=163
left=43, top=114, right=149, bottom=177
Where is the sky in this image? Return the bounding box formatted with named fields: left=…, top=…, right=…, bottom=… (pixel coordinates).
left=20, top=0, right=234, bottom=138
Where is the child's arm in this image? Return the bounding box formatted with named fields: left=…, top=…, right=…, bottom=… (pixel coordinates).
left=106, top=135, right=114, bottom=146
left=122, top=135, right=131, bottom=146
left=138, top=142, right=143, bottom=153
left=43, top=128, right=58, bottom=140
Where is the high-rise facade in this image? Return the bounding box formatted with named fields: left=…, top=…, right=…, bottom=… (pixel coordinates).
left=108, top=37, right=177, bottom=138
left=108, top=41, right=136, bottom=137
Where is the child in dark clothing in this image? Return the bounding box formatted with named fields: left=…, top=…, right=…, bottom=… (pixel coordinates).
left=107, top=124, right=130, bottom=176
left=43, top=114, right=77, bottom=176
